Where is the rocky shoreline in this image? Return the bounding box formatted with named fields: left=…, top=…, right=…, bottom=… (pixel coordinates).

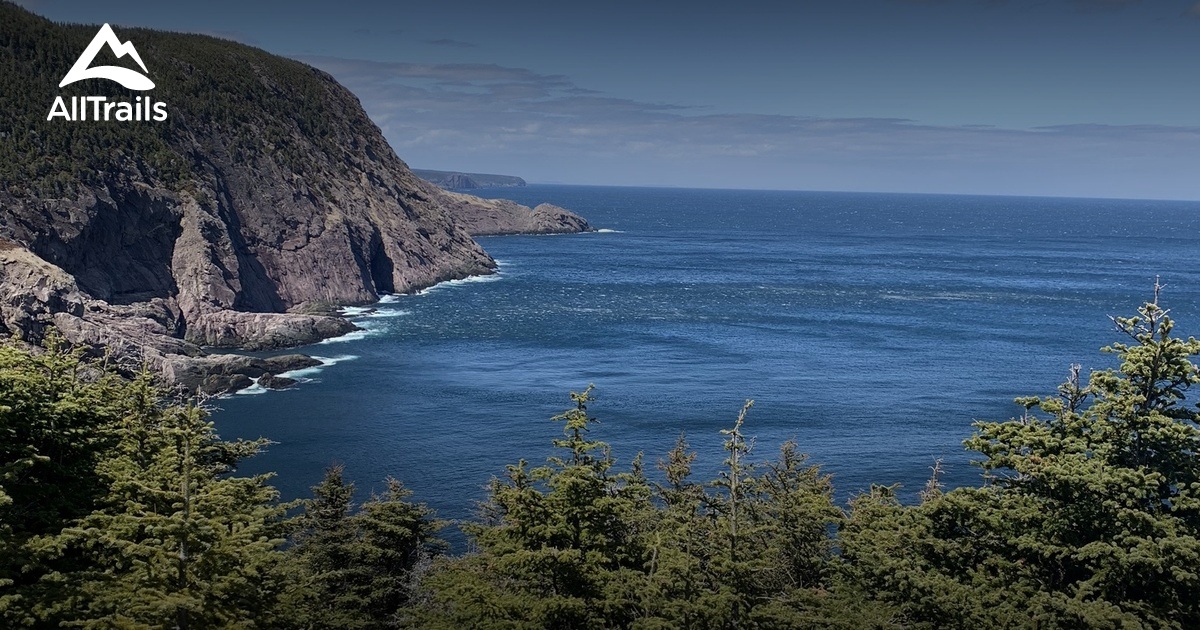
left=0, top=7, right=590, bottom=396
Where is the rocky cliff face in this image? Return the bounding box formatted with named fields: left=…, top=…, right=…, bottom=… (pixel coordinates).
left=0, top=4, right=588, bottom=393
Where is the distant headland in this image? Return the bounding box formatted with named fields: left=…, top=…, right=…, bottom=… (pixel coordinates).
left=413, top=169, right=527, bottom=190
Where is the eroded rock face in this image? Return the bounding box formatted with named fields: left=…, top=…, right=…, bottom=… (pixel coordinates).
left=0, top=8, right=590, bottom=393
left=0, top=238, right=87, bottom=341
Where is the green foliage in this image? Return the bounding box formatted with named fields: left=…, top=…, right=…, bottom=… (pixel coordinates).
left=6, top=291, right=1200, bottom=628
left=0, top=1, right=361, bottom=197
left=33, top=395, right=294, bottom=628
left=289, top=466, right=446, bottom=629
left=415, top=386, right=656, bottom=628
left=414, top=389, right=880, bottom=629
left=0, top=336, right=295, bottom=627
left=842, top=289, right=1200, bottom=628
left=0, top=334, right=134, bottom=625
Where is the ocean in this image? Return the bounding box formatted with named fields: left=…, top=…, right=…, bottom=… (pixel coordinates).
left=212, top=185, right=1200, bottom=532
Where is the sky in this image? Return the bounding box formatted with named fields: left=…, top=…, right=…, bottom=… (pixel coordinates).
left=14, top=0, right=1200, bottom=199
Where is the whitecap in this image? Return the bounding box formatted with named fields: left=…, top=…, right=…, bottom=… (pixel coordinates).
left=310, top=354, right=360, bottom=366
left=234, top=377, right=269, bottom=396
left=416, top=272, right=502, bottom=295
left=318, top=329, right=375, bottom=344
left=340, top=306, right=374, bottom=317
left=377, top=294, right=401, bottom=304
left=278, top=354, right=360, bottom=379
left=364, top=309, right=411, bottom=319
left=595, top=228, right=624, bottom=233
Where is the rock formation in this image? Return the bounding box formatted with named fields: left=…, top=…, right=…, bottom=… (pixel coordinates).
left=0, top=4, right=588, bottom=393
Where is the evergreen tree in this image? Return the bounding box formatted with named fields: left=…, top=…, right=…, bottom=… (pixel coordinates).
left=290, top=468, right=445, bottom=629
left=416, top=386, right=655, bottom=628
left=33, top=392, right=294, bottom=628
left=639, top=402, right=868, bottom=629
left=842, top=288, right=1200, bottom=628
left=0, top=335, right=135, bottom=626
left=416, top=392, right=878, bottom=629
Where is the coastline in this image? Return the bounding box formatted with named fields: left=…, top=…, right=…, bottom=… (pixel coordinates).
left=223, top=263, right=510, bottom=397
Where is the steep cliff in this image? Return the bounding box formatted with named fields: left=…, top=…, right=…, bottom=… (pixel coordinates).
left=0, top=3, right=587, bottom=392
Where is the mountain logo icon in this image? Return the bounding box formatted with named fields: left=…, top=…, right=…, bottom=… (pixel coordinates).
left=59, top=23, right=155, bottom=91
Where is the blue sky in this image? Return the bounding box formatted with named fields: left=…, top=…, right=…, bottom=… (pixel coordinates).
left=17, top=0, right=1200, bottom=199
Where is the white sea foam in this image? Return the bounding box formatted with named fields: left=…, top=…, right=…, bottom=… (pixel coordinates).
left=277, top=354, right=360, bottom=380
left=318, top=328, right=374, bottom=344
left=377, top=294, right=401, bottom=304
left=364, top=309, right=411, bottom=318
left=310, top=354, right=360, bottom=366
left=416, top=272, right=503, bottom=295
left=340, top=306, right=374, bottom=317
left=234, top=377, right=269, bottom=396
left=595, top=228, right=624, bottom=233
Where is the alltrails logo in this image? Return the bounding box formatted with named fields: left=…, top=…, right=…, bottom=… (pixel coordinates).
left=47, top=24, right=168, bottom=122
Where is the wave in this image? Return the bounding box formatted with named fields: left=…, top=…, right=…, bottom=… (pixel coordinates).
left=364, top=309, right=411, bottom=319
left=279, top=354, right=359, bottom=380
left=377, top=294, right=401, bottom=304
left=318, top=328, right=375, bottom=344
left=595, top=228, right=624, bottom=233
left=880, top=291, right=985, bottom=303
left=416, top=272, right=503, bottom=296
left=234, top=378, right=269, bottom=396
left=232, top=354, right=361, bottom=395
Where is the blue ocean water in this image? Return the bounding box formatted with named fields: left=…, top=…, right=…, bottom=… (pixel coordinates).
left=213, top=186, right=1200, bottom=529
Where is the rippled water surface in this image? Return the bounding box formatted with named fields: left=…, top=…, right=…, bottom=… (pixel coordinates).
left=213, top=186, right=1200, bottom=527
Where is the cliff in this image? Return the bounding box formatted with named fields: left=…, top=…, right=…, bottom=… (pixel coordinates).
left=0, top=3, right=587, bottom=393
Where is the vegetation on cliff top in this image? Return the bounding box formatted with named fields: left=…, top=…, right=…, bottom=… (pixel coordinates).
left=0, top=1, right=369, bottom=198
left=1, top=292, right=1198, bottom=628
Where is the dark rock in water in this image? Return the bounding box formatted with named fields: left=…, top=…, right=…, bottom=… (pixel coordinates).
left=262, top=354, right=324, bottom=374
left=161, top=353, right=320, bottom=395
left=258, top=373, right=299, bottom=390
left=0, top=4, right=590, bottom=393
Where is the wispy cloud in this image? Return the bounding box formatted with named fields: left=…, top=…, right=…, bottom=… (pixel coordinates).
left=350, top=27, right=405, bottom=36
left=1186, top=1, right=1200, bottom=17
left=300, top=55, right=1200, bottom=199
left=424, top=38, right=477, bottom=49
left=896, top=0, right=1161, bottom=12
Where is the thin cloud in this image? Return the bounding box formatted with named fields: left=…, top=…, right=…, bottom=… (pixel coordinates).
left=299, top=55, right=1200, bottom=199
left=349, top=28, right=405, bottom=36
left=424, top=38, right=477, bottom=48
left=1187, top=1, right=1200, bottom=17
left=895, top=0, right=1145, bottom=10
left=304, top=56, right=574, bottom=87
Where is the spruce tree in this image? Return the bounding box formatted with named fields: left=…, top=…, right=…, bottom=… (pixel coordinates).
left=843, top=289, right=1200, bottom=628
left=34, top=393, right=294, bottom=628
left=416, top=386, right=655, bottom=628
left=290, top=467, right=445, bottom=629
left=0, top=335, right=134, bottom=626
